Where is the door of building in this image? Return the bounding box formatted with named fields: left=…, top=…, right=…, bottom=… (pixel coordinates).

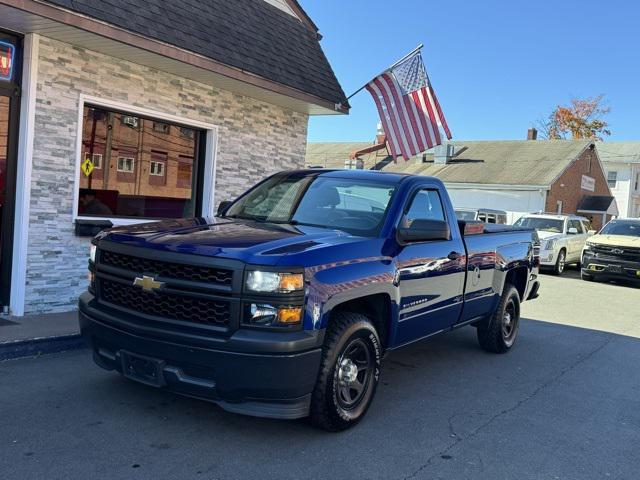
left=0, top=31, right=21, bottom=310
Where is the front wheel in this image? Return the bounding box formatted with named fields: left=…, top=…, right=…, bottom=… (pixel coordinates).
left=477, top=284, right=521, bottom=353
left=553, top=249, right=566, bottom=275
left=309, top=312, right=381, bottom=431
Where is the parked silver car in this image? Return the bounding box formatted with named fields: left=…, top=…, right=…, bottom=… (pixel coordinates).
left=513, top=213, right=595, bottom=275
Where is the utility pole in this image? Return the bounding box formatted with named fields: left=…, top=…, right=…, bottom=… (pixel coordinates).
left=103, top=112, right=114, bottom=188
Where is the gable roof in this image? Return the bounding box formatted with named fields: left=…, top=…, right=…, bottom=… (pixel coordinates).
left=381, top=140, right=593, bottom=186
left=595, top=142, right=640, bottom=164
left=39, top=0, right=347, bottom=109
left=306, top=142, right=392, bottom=169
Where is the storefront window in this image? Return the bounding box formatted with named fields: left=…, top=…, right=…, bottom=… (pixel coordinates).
left=78, top=105, right=201, bottom=219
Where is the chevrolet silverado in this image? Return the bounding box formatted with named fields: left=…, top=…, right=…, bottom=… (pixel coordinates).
left=79, top=169, right=540, bottom=431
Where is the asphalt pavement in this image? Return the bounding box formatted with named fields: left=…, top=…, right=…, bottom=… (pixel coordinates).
left=2, top=269, right=639, bottom=480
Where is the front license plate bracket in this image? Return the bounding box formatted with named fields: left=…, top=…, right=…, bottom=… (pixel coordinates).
left=120, top=350, right=166, bottom=387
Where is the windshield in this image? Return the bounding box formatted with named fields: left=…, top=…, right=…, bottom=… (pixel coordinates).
left=455, top=210, right=477, bottom=221
left=599, top=221, right=640, bottom=237
left=513, top=217, right=564, bottom=233
left=224, top=173, right=397, bottom=236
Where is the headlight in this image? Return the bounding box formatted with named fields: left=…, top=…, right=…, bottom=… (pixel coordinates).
left=89, top=244, right=97, bottom=263
left=544, top=239, right=556, bottom=250
left=583, top=241, right=594, bottom=252
left=245, top=271, right=303, bottom=293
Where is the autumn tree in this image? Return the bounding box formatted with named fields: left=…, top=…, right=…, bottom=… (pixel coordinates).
left=538, top=95, right=611, bottom=140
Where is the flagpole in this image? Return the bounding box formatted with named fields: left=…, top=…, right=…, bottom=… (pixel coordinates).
left=344, top=44, right=424, bottom=101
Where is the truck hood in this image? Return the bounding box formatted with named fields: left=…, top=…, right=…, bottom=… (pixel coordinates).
left=536, top=231, right=563, bottom=242
left=587, top=234, right=640, bottom=248
left=99, top=217, right=360, bottom=263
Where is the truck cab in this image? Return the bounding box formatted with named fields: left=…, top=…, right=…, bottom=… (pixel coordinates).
left=80, top=169, right=539, bottom=431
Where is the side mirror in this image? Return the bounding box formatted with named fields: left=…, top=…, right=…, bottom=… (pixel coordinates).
left=587, top=229, right=597, bottom=235
left=397, top=218, right=450, bottom=244
left=217, top=200, right=233, bottom=216
left=567, top=227, right=578, bottom=235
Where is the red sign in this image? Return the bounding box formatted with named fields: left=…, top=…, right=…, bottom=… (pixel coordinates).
left=0, top=41, right=14, bottom=81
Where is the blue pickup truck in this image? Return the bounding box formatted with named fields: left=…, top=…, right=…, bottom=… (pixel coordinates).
left=80, top=169, right=540, bottom=431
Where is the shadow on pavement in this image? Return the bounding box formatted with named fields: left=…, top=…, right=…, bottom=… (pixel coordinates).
left=2, top=317, right=639, bottom=479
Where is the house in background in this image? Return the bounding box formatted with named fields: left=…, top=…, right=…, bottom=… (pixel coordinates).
left=596, top=142, right=640, bottom=218
left=307, top=132, right=615, bottom=227
left=305, top=124, right=390, bottom=170
left=0, top=0, right=347, bottom=315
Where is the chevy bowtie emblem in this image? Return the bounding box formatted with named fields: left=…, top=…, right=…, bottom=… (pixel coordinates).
left=132, top=275, right=164, bottom=292
left=611, top=248, right=624, bottom=255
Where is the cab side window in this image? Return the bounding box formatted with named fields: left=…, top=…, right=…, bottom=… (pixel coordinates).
left=405, top=189, right=446, bottom=225
left=568, top=220, right=583, bottom=234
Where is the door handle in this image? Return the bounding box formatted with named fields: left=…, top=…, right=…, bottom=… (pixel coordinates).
left=447, top=251, right=461, bottom=261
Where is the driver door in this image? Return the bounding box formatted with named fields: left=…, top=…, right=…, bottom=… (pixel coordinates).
left=394, top=187, right=466, bottom=346
left=567, top=219, right=586, bottom=261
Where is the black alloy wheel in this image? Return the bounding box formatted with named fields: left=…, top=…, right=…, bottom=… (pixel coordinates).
left=309, top=312, right=381, bottom=431
left=335, top=338, right=375, bottom=411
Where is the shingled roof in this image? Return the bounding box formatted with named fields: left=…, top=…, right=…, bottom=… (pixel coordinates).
left=40, top=0, right=347, bottom=108
left=306, top=142, right=392, bottom=169
left=382, top=140, right=593, bottom=186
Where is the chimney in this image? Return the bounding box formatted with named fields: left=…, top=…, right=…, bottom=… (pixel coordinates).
left=375, top=122, right=386, bottom=145
left=434, top=143, right=455, bottom=164
left=527, top=127, right=538, bottom=140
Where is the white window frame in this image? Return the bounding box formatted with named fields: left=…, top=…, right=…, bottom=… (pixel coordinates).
left=607, top=170, right=617, bottom=188
left=73, top=94, right=219, bottom=226
left=84, top=152, right=102, bottom=169
left=150, top=160, right=165, bottom=176
left=153, top=121, right=170, bottom=134
left=116, top=156, right=135, bottom=173
left=121, top=115, right=139, bottom=129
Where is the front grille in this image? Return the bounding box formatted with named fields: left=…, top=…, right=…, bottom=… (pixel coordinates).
left=101, top=279, right=231, bottom=326
left=592, top=245, right=640, bottom=261
left=101, top=250, right=233, bottom=286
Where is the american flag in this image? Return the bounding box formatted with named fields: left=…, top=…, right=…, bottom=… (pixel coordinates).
left=366, top=50, right=451, bottom=161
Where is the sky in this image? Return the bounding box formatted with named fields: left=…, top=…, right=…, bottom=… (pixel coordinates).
left=300, top=0, right=640, bottom=143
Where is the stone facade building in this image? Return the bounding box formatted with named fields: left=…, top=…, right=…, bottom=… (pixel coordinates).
left=0, top=0, right=347, bottom=315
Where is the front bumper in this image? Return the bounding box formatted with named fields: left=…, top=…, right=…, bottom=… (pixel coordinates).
left=581, top=252, right=640, bottom=282
left=539, top=249, right=559, bottom=267
left=79, top=292, right=324, bottom=419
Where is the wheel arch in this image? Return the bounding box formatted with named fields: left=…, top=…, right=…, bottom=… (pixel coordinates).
left=327, top=293, right=393, bottom=350
left=504, top=266, right=529, bottom=300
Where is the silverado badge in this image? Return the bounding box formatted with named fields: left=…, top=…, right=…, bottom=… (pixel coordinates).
left=611, top=248, right=624, bottom=255
left=132, top=275, right=164, bottom=292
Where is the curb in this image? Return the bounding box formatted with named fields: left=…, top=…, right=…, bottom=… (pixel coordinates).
left=0, top=334, right=86, bottom=361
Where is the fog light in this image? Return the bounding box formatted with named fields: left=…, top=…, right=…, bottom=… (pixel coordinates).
left=277, top=307, right=302, bottom=324
left=246, top=304, right=302, bottom=327
left=249, top=304, right=278, bottom=326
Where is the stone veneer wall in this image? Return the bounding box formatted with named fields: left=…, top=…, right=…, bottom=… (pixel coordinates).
left=25, top=36, right=308, bottom=313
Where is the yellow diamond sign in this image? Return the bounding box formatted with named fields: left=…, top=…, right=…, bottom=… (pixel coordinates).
left=81, top=157, right=95, bottom=177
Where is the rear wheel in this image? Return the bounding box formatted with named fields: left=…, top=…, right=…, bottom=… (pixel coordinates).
left=553, top=249, right=566, bottom=275
left=309, top=312, right=381, bottom=431
left=477, top=284, right=521, bottom=354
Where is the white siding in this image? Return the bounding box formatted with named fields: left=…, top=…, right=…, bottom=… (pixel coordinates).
left=445, top=186, right=546, bottom=224
left=602, top=162, right=633, bottom=218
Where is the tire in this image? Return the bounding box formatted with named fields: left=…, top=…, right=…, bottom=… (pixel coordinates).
left=553, top=249, right=566, bottom=276
left=477, top=284, right=521, bottom=354
left=309, top=312, right=381, bottom=431
left=581, top=271, right=595, bottom=282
